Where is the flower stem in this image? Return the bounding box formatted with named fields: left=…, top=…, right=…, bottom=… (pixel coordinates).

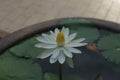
left=59, top=63, right=62, bottom=80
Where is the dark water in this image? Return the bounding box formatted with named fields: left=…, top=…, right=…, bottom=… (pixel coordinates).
left=36, top=46, right=120, bottom=80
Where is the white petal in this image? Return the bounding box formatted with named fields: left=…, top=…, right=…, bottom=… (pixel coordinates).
left=71, top=38, right=86, bottom=43
left=37, top=35, right=56, bottom=44
left=55, top=28, right=60, bottom=36
left=42, top=33, right=56, bottom=44
left=58, top=53, right=65, bottom=64
left=63, top=48, right=73, bottom=58
left=35, top=43, right=43, bottom=48
left=42, top=44, right=57, bottom=49
left=50, top=31, right=56, bottom=40
left=50, top=57, right=58, bottom=64
left=67, top=47, right=81, bottom=54
left=51, top=48, right=60, bottom=58
left=35, top=43, right=57, bottom=49
left=41, top=33, right=49, bottom=40
left=66, top=33, right=77, bottom=43
left=49, top=35, right=56, bottom=44
left=66, top=42, right=87, bottom=47
left=37, top=50, right=53, bottom=59
left=42, top=33, right=51, bottom=41
left=61, top=27, right=69, bottom=39
left=36, top=36, right=48, bottom=43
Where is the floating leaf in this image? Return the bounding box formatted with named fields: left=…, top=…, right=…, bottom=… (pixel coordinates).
left=98, top=34, right=120, bottom=50
left=0, top=51, right=42, bottom=80
left=97, top=34, right=120, bottom=64
left=68, top=25, right=100, bottom=43
left=102, top=49, right=120, bottom=64
left=44, top=73, right=59, bottom=80
left=66, top=57, right=74, bottom=68
left=59, top=18, right=100, bottom=43
left=10, top=37, right=44, bottom=58
left=99, top=29, right=114, bottom=36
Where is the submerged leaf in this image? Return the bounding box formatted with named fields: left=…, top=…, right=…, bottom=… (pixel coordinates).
left=0, top=51, right=42, bottom=80
left=66, top=57, right=74, bottom=68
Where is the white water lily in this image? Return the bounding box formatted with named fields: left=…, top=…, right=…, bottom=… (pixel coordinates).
left=35, top=27, right=87, bottom=64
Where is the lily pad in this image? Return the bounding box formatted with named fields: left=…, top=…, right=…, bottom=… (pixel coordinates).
left=102, top=49, right=120, bottom=64
left=44, top=73, right=59, bottom=80
left=59, top=18, right=100, bottom=43
left=68, top=25, right=100, bottom=43
left=10, top=37, right=44, bottom=58
left=0, top=51, right=42, bottom=80
left=98, top=34, right=120, bottom=64
left=98, top=34, right=120, bottom=50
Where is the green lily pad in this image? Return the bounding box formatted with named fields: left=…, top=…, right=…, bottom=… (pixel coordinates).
left=98, top=34, right=120, bottom=64
left=10, top=37, right=44, bottom=58
left=59, top=18, right=100, bottom=43
left=0, top=51, right=42, bottom=80
left=102, top=49, right=120, bottom=64
left=68, top=25, right=100, bottom=43
left=44, top=73, right=59, bottom=80
left=98, top=34, right=120, bottom=50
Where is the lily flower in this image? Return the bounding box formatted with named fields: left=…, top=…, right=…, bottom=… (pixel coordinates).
left=35, top=27, right=87, bottom=64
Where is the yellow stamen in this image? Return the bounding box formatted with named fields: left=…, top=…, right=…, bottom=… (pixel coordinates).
left=56, top=32, right=65, bottom=47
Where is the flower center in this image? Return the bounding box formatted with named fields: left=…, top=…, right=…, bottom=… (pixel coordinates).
left=56, top=32, right=65, bottom=47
